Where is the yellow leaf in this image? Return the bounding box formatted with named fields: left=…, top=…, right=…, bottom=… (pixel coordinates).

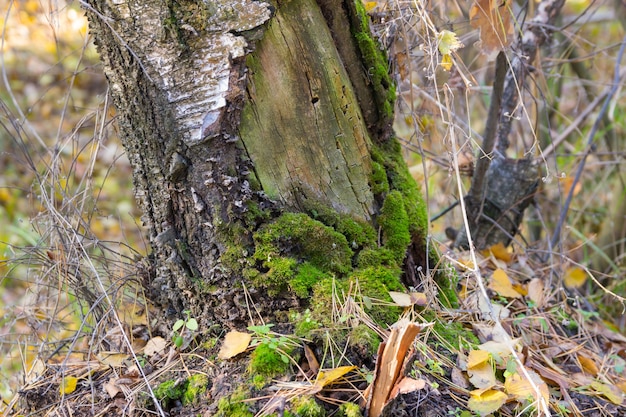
left=363, top=1, right=378, bottom=12
left=441, top=54, right=453, bottom=71
left=218, top=331, right=252, bottom=359
left=577, top=354, right=599, bottom=376
left=486, top=242, right=512, bottom=263
left=315, top=365, right=357, bottom=388
left=96, top=352, right=129, bottom=368
left=467, top=388, right=508, bottom=416
left=489, top=269, right=522, bottom=298
left=563, top=266, right=587, bottom=289
left=438, top=30, right=464, bottom=55
left=60, top=376, right=78, bottom=395
left=467, top=350, right=497, bottom=389
left=504, top=370, right=549, bottom=403
left=389, top=291, right=427, bottom=307
left=590, top=381, right=624, bottom=405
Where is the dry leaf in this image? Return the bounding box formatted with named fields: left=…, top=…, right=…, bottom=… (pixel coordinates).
left=590, top=380, right=624, bottom=405
left=451, top=366, right=470, bottom=389
left=60, top=376, right=78, bottom=395
left=563, top=266, right=587, bottom=289
left=527, top=278, right=545, bottom=307
left=304, top=344, right=320, bottom=374
left=470, top=0, right=515, bottom=57
left=490, top=268, right=523, bottom=299
left=97, top=352, right=129, bottom=368
left=217, top=331, right=252, bottom=359
left=479, top=339, right=520, bottom=364
left=315, top=366, right=356, bottom=388
left=389, top=291, right=427, bottom=307
left=578, top=354, right=599, bottom=376
left=504, top=370, right=549, bottom=404
left=144, top=336, right=168, bottom=357
left=467, top=388, right=508, bottom=416
left=104, top=377, right=121, bottom=398
left=486, top=242, right=513, bottom=263
left=388, top=377, right=426, bottom=400
left=467, top=350, right=497, bottom=389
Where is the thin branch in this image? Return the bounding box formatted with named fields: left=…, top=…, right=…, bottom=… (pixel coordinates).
left=469, top=51, right=507, bottom=203
left=550, top=35, right=626, bottom=249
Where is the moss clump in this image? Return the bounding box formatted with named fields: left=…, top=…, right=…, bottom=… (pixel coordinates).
left=248, top=343, right=291, bottom=379
left=291, top=262, right=332, bottom=298
left=153, top=374, right=209, bottom=408
left=337, top=402, right=363, bottom=417
left=370, top=160, right=389, bottom=194
left=352, top=0, right=396, bottom=121
left=349, top=324, right=381, bottom=356
left=349, top=266, right=403, bottom=325
left=304, top=202, right=377, bottom=250
left=378, top=191, right=411, bottom=264
left=355, top=247, right=398, bottom=269
left=254, top=213, right=353, bottom=275
left=154, top=379, right=187, bottom=408
left=290, top=396, right=326, bottom=417
left=216, top=387, right=252, bottom=417
left=424, top=312, right=479, bottom=351
left=182, top=374, right=208, bottom=405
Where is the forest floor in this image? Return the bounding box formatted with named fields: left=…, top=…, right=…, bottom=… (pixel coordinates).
left=2, top=1, right=626, bottom=417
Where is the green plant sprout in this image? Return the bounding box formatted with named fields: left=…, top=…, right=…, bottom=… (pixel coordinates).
left=172, top=310, right=199, bottom=348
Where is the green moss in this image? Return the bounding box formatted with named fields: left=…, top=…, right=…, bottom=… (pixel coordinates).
left=355, top=247, right=398, bottom=269
left=349, top=324, right=381, bottom=356
left=424, top=312, right=479, bottom=351
left=261, top=256, right=298, bottom=296
left=253, top=212, right=353, bottom=275
left=370, top=160, right=389, bottom=194
left=349, top=266, right=403, bottom=325
left=248, top=343, right=291, bottom=378
left=310, top=276, right=348, bottom=327
left=292, top=262, right=331, bottom=298
left=216, top=387, right=253, bottom=417
left=290, top=396, right=326, bottom=417
left=304, top=202, right=377, bottom=250
left=182, top=374, right=208, bottom=405
left=154, top=379, right=187, bottom=407
left=352, top=1, right=395, bottom=121
left=337, top=403, right=363, bottom=417
left=378, top=191, right=411, bottom=264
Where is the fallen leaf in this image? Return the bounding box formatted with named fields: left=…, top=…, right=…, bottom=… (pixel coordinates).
left=389, top=291, right=427, bottom=307
left=389, top=377, right=427, bottom=399
left=60, top=376, right=78, bottom=395
left=97, top=352, right=128, bottom=368
left=104, top=378, right=121, bottom=398
left=451, top=366, right=470, bottom=389
left=504, top=370, right=549, bottom=404
left=590, top=380, right=624, bottom=405
left=315, top=366, right=357, bottom=388
left=478, top=339, right=520, bottom=365
left=486, top=242, right=513, bottom=263
left=470, top=0, right=515, bottom=57
left=489, top=268, right=523, bottom=299
left=217, top=331, right=252, bottom=359
left=144, top=336, right=168, bottom=357
left=578, top=354, right=599, bottom=376
left=467, top=388, right=508, bottom=416
left=563, top=266, right=587, bottom=289
left=467, top=350, right=497, bottom=389
left=527, top=278, right=545, bottom=307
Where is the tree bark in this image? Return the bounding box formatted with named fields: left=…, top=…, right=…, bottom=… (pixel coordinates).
left=82, top=0, right=429, bottom=333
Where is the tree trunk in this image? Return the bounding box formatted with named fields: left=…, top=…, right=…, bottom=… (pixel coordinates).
left=82, top=0, right=433, bottom=411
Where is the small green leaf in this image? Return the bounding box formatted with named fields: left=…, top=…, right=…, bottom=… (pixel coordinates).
left=281, top=354, right=289, bottom=364
left=173, top=335, right=184, bottom=348
left=173, top=319, right=185, bottom=332
left=186, top=318, right=198, bottom=331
